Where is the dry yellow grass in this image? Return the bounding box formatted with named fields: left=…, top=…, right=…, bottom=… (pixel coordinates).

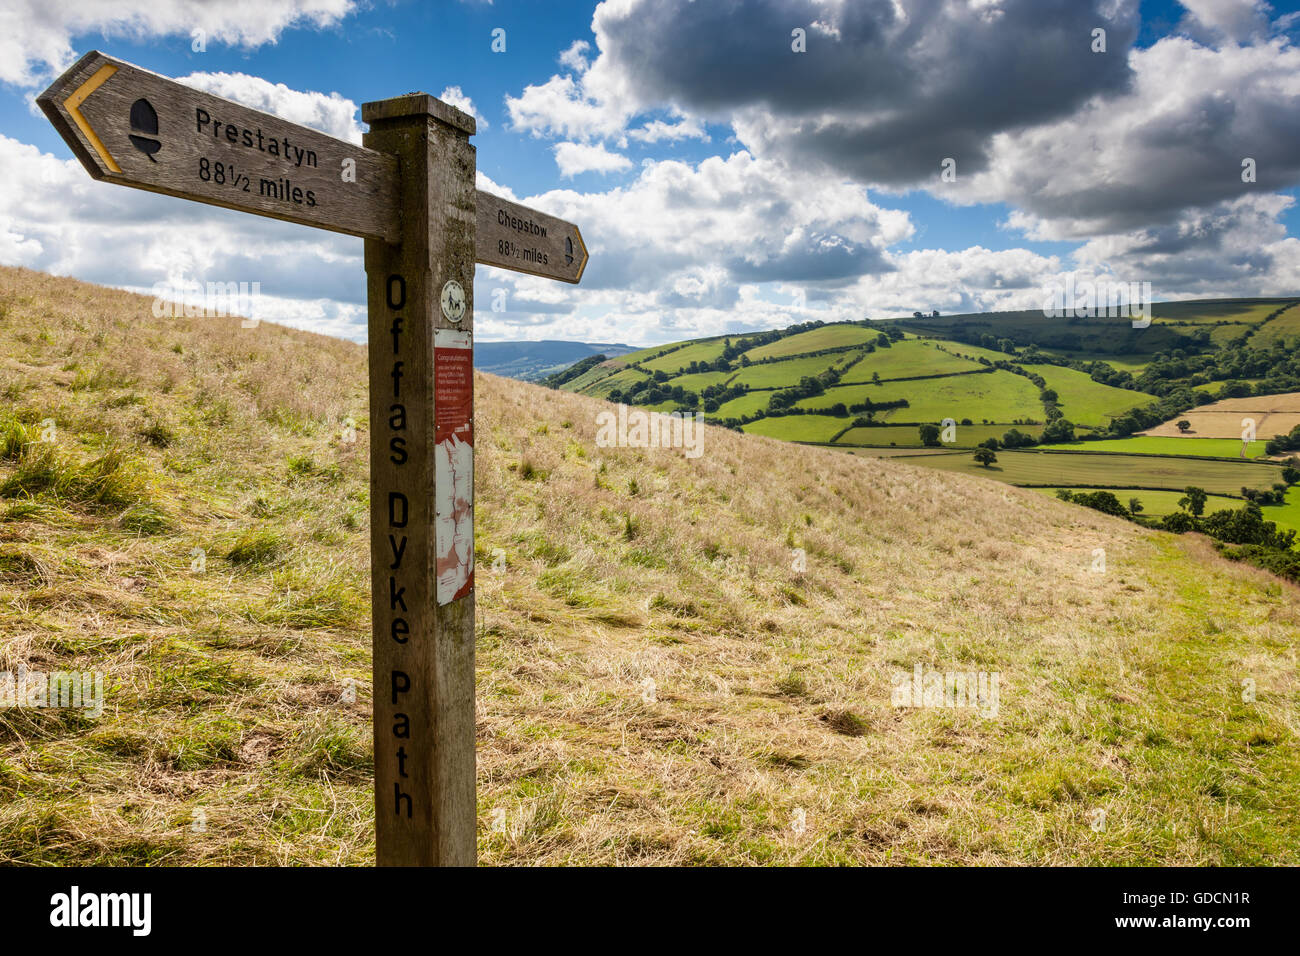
left=1, top=265, right=1297, bottom=865
left=1141, top=391, right=1300, bottom=439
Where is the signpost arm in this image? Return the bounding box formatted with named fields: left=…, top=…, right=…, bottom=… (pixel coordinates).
left=362, top=94, right=478, bottom=867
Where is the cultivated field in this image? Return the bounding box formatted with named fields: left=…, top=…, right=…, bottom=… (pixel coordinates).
left=1041, top=437, right=1269, bottom=459
left=899, top=449, right=1285, bottom=496
left=800, top=370, right=1042, bottom=423
left=1140, top=392, right=1300, bottom=439
left=1022, top=364, right=1157, bottom=426
left=837, top=340, right=982, bottom=383
left=743, top=324, right=879, bottom=360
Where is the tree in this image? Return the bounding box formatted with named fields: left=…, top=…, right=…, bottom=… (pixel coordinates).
left=1179, top=485, right=1208, bottom=517
left=871, top=371, right=881, bottom=385
left=1283, top=466, right=1300, bottom=485
left=1040, top=418, right=1075, bottom=444
left=1176, top=419, right=1192, bottom=433
left=919, top=423, right=942, bottom=447
left=973, top=448, right=997, bottom=468
left=1129, top=497, right=1144, bottom=514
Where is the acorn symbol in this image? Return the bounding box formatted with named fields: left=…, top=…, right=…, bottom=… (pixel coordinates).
left=128, top=98, right=160, bottom=162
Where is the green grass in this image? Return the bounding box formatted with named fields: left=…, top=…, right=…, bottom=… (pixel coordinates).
left=581, top=366, right=648, bottom=399
left=1023, top=364, right=1157, bottom=426
left=837, top=339, right=982, bottom=383
left=1156, top=301, right=1287, bottom=325
left=1210, top=324, right=1256, bottom=345
left=1250, top=303, right=1300, bottom=347
left=801, top=370, right=1043, bottom=423
left=1042, top=352, right=1150, bottom=373
left=616, top=342, right=685, bottom=364
left=898, top=449, right=1284, bottom=496
left=1260, top=485, right=1300, bottom=535
left=835, top=424, right=1021, bottom=448
left=730, top=353, right=846, bottom=389
left=742, top=324, right=880, bottom=361
left=741, top=414, right=852, bottom=443
left=714, top=390, right=776, bottom=419
left=1034, top=488, right=1242, bottom=516
left=669, top=370, right=736, bottom=392
left=639, top=338, right=730, bottom=374
left=1041, top=437, right=1271, bottom=459
left=560, top=362, right=622, bottom=393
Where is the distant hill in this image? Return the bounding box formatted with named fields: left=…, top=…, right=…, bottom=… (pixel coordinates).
left=474, top=339, right=635, bottom=382
left=2, top=264, right=1297, bottom=865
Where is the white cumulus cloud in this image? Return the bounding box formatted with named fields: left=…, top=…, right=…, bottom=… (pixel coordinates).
left=552, top=141, right=633, bottom=177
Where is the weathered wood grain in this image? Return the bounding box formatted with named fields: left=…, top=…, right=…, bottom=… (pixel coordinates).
left=363, top=95, right=478, bottom=867
left=475, top=191, right=588, bottom=284
left=38, top=50, right=399, bottom=242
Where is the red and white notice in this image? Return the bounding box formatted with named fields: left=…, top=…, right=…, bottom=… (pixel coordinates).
left=433, top=328, right=474, bottom=605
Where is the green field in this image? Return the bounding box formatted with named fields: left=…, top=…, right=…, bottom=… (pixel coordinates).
left=742, top=413, right=851, bottom=443
left=835, top=423, right=1018, bottom=448
left=1209, top=323, right=1255, bottom=345
left=742, top=323, right=880, bottom=361
left=1043, top=352, right=1150, bottom=373
left=561, top=361, right=622, bottom=392
left=730, top=352, right=848, bottom=388
left=1034, top=484, right=1300, bottom=536
left=1251, top=303, right=1300, bottom=347
left=896, top=449, right=1284, bottom=496
left=1157, top=301, right=1286, bottom=325
left=884, top=299, right=1300, bottom=357
left=714, top=389, right=774, bottom=418
left=838, top=339, right=982, bottom=382
left=926, top=341, right=1016, bottom=363
left=800, top=369, right=1043, bottom=423
left=1033, top=487, right=1242, bottom=516
left=616, top=341, right=681, bottom=364
left=1022, top=364, right=1157, bottom=426
left=639, top=338, right=730, bottom=373
left=669, top=370, right=736, bottom=391
left=584, top=365, right=650, bottom=399
left=1041, top=436, right=1271, bottom=459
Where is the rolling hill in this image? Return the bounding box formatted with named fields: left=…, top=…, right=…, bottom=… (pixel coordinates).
left=1, top=266, right=1297, bottom=865
left=555, top=298, right=1300, bottom=554
left=474, top=339, right=636, bottom=382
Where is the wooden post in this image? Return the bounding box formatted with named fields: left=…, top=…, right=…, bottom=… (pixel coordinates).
left=40, top=52, right=586, bottom=867
left=362, top=94, right=478, bottom=866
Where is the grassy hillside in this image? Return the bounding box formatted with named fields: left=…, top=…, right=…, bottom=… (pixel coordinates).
left=1, top=266, right=1298, bottom=865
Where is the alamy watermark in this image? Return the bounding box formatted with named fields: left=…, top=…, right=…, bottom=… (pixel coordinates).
left=150, top=279, right=263, bottom=326
left=0, top=664, right=104, bottom=718
left=1042, top=277, right=1152, bottom=328
left=595, top=404, right=704, bottom=459
left=891, top=663, right=999, bottom=718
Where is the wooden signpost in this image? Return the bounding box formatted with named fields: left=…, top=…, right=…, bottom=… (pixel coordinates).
left=40, top=51, right=589, bottom=867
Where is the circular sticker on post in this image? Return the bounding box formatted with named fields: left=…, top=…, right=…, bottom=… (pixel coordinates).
left=440, top=280, right=466, bottom=324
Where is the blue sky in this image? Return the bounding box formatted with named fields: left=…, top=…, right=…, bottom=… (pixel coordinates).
left=2, top=0, right=1299, bottom=345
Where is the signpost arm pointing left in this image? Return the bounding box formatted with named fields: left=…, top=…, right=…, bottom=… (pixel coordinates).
left=39, top=50, right=588, bottom=869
